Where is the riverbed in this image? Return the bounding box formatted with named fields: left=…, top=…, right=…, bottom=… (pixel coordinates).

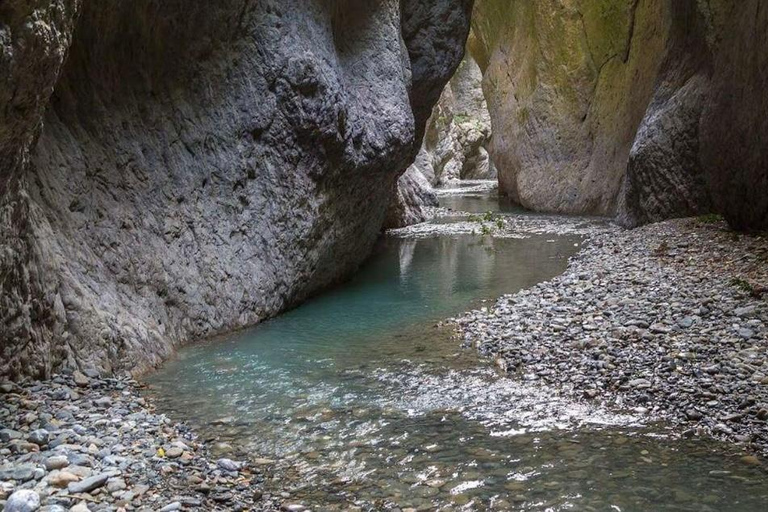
left=145, top=185, right=768, bottom=510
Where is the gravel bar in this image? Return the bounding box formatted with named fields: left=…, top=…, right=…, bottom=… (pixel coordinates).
left=0, top=373, right=285, bottom=511
left=453, top=218, right=768, bottom=454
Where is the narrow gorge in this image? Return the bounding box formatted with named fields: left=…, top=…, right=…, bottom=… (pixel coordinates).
left=1, top=1, right=767, bottom=511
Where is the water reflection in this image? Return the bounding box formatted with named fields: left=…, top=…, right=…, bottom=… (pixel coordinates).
left=145, top=193, right=768, bottom=510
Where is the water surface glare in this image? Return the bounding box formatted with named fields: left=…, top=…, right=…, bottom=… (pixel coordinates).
left=147, top=193, right=768, bottom=510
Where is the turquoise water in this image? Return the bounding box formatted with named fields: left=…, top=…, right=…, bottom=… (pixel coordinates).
left=146, top=192, right=768, bottom=510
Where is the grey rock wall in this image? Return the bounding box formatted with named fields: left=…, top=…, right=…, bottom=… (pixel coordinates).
left=0, top=0, right=472, bottom=380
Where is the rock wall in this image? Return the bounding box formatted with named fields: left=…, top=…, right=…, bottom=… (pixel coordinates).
left=383, top=166, right=438, bottom=229
left=0, top=0, right=472, bottom=380
left=419, top=47, right=495, bottom=186
left=386, top=43, right=493, bottom=229
left=472, top=0, right=768, bottom=230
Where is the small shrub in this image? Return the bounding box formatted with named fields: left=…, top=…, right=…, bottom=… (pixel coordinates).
left=698, top=213, right=724, bottom=224
left=731, top=277, right=754, bottom=294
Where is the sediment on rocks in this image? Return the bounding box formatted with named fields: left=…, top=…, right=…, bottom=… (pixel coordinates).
left=454, top=218, right=768, bottom=454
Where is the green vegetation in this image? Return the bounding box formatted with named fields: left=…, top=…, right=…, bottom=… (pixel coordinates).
left=698, top=213, right=724, bottom=224
left=730, top=277, right=754, bottom=294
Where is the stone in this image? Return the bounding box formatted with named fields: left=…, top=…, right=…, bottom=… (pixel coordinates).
left=44, top=456, right=70, bottom=471
left=158, top=503, right=182, bottom=512
left=165, top=447, right=184, bottom=459
left=628, top=379, right=652, bottom=390
left=216, top=458, right=241, bottom=472
left=73, top=371, right=89, bottom=388
left=106, top=477, right=127, bottom=493
left=0, top=464, right=36, bottom=482
left=738, top=328, right=755, bottom=340
left=27, top=429, right=49, bottom=446
left=4, top=490, right=41, bottom=512
left=67, top=472, right=114, bottom=494
left=47, top=470, right=81, bottom=488
left=734, top=306, right=757, bottom=317
left=0, top=429, right=23, bottom=443
left=93, top=397, right=112, bottom=408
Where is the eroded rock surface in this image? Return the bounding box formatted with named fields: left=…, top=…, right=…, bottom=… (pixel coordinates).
left=0, top=0, right=472, bottom=379
left=471, top=0, right=768, bottom=229
left=420, top=48, right=494, bottom=186
left=384, top=166, right=439, bottom=229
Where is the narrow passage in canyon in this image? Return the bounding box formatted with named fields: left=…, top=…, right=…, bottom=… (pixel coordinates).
left=2, top=1, right=768, bottom=512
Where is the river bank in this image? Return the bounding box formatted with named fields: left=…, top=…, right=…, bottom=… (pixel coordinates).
left=454, top=217, right=768, bottom=455
left=0, top=374, right=281, bottom=511
left=3, top=211, right=767, bottom=511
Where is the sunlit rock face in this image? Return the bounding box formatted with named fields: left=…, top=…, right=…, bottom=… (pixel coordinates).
left=388, top=45, right=494, bottom=228
left=0, top=0, right=472, bottom=379
left=471, top=0, right=767, bottom=229
left=419, top=48, right=495, bottom=186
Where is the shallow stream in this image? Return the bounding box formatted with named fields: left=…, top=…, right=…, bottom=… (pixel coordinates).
left=146, top=186, right=768, bottom=510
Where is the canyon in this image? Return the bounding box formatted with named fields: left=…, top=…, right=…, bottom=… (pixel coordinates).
left=0, top=0, right=472, bottom=379
left=1, top=1, right=768, bottom=510
left=3, top=0, right=767, bottom=380
left=471, top=0, right=768, bottom=229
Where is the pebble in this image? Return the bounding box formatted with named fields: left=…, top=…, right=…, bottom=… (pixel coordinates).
left=72, top=371, right=90, bottom=388
left=44, top=456, right=69, bottom=471
left=0, top=375, right=279, bottom=511
left=216, top=458, right=241, bottom=472
left=4, top=490, right=41, bottom=512
left=453, top=218, right=768, bottom=455
left=67, top=472, right=114, bottom=493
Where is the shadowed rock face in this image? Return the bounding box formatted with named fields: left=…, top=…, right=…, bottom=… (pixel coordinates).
left=699, top=0, right=768, bottom=231
left=472, top=0, right=768, bottom=230
left=0, top=0, right=472, bottom=380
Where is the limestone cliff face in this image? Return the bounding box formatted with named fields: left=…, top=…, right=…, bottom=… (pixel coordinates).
left=420, top=48, right=495, bottom=186
left=0, top=0, right=472, bottom=380
left=472, top=0, right=768, bottom=230
left=386, top=47, right=492, bottom=229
